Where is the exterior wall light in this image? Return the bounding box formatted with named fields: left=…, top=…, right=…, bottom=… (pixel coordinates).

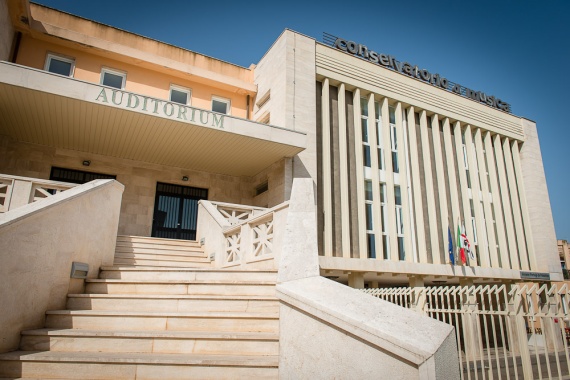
left=182, top=176, right=189, bottom=181
left=82, top=160, right=91, bottom=166
left=70, top=262, right=89, bottom=279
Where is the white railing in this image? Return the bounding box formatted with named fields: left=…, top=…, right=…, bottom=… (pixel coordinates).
left=0, top=174, right=77, bottom=212
left=363, top=283, right=570, bottom=379
left=196, top=200, right=288, bottom=269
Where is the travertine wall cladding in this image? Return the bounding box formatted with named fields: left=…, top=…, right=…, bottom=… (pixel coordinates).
left=0, top=135, right=287, bottom=236
left=0, top=0, right=13, bottom=61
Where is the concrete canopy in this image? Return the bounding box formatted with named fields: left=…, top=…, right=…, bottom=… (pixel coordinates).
left=0, top=62, right=306, bottom=177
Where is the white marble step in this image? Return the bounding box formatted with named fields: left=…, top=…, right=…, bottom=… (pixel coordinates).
left=85, top=279, right=276, bottom=296
left=0, top=351, right=278, bottom=379
left=99, top=266, right=277, bottom=282
left=112, top=257, right=211, bottom=268
left=116, top=235, right=202, bottom=248
left=67, top=293, right=279, bottom=313
left=19, top=329, right=279, bottom=356
left=44, top=310, right=279, bottom=333
left=114, top=252, right=209, bottom=262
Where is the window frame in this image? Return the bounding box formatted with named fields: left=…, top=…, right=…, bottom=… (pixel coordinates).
left=169, top=84, right=192, bottom=106
left=100, top=67, right=127, bottom=90
left=44, top=53, right=75, bottom=77
left=211, top=95, right=231, bottom=115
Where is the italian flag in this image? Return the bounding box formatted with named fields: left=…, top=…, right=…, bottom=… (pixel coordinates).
left=457, top=220, right=466, bottom=265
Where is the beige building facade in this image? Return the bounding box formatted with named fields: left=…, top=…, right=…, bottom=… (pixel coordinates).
left=0, top=1, right=561, bottom=287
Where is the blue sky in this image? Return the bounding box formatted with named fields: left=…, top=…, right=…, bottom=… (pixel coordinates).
left=34, top=0, right=570, bottom=239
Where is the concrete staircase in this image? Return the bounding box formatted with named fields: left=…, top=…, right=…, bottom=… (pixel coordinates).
left=0, top=236, right=280, bottom=379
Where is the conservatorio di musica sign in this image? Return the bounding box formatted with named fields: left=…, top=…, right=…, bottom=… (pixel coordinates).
left=333, top=37, right=511, bottom=113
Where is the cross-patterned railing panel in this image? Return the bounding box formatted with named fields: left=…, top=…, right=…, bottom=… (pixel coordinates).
left=225, top=232, right=241, bottom=264
left=251, top=217, right=273, bottom=259
left=0, top=178, right=13, bottom=212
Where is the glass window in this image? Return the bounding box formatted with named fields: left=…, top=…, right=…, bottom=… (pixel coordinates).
left=101, top=68, right=126, bottom=89
left=44, top=54, right=74, bottom=77
left=212, top=96, right=231, bottom=115
left=170, top=85, right=191, bottom=105
left=365, top=180, right=373, bottom=201
left=375, top=101, right=384, bottom=170
left=361, top=99, right=371, bottom=167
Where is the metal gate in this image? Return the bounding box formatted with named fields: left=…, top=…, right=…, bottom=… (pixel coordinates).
left=362, top=283, right=570, bottom=379
left=151, top=182, right=208, bottom=240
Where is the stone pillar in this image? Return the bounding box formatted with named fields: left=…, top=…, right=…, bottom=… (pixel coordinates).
left=543, top=290, right=565, bottom=351
left=506, top=283, right=533, bottom=377
left=409, top=276, right=426, bottom=314
left=459, top=278, right=483, bottom=361
left=348, top=272, right=364, bottom=289
left=9, top=179, right=33, bottom=210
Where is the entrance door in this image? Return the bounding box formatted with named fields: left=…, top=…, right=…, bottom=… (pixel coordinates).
left=151, top=182, right=208, bottom=240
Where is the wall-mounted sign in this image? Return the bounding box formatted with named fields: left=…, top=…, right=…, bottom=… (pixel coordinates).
left=330, top=36, right=511, bottom=114
left=95, top=88, right=225, bottom=129
left=520, top=271, right=550, bottom=281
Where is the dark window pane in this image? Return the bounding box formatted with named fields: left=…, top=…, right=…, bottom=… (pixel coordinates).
left=383, top=235, right=389, bottom=260
left=365, top=181, right=373, bottom=201
left=170, top=89, right=188, bottom=105
left=398, top=237, right=405, bottom=260
left=394, top=186, right=402, bottom=205
left=363, top=146, right=371, bottom=167
left=102, top=72, right=124, bottom=89
left=212, top=99, right=228, bottom=114
left=367, top=234, right=376, bottom=259
left=48, top=59, right=72, bottom=76
left=365, top=203, right=373, bottom=230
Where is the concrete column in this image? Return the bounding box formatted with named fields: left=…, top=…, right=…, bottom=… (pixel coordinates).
left=503, top=138, right=529, bottom=270
left=337, top=84, right=351, bottom=258
left=474, top=129, right=497, bottom=267
left=395, top=102, right=412, bottom=263
left=493, top=134, right=519, bottom=270
left=381, top=98, right=396, bottom=261
left=406, top=107, right=427, bottom=264
left=348, top=272, right=365, bottom=289
left=368, top=94, right=383, bottom=260
left=419, top=111, right=440, bottom=263
left=453, top=122, right=473, bottom=265
left=543, top=291, right=565, bottom=351
left=321, top=79, right=333, bottom=257
left=352, top=89, right=368, bottom=260
left=511, top=141, right=537, bottom=270
left=442, top=119, right=461, bottom=263
left=484, top=132, right=511, bottom=269
left=464, top=125, right=484, bottom=266
left=431, top=114, right=450, bottom=265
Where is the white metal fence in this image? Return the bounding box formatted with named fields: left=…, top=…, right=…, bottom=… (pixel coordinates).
left=362, top=283, right=570, bottom=379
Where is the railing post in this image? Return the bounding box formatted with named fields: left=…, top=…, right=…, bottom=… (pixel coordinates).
left=240, top=223, right=252, bottom=267
left=508, top=283, right=533, bottom=378
left=543, top=285, right=565, bottom=351
left=409, top=276, right=426, bottom=314
left=459, top=279, right=484, bottom=362
left=8, top=179, right=33, bottom=210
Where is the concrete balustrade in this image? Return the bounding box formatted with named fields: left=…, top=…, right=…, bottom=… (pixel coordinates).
left=0, top=174, right=77, bottom=212
left=0, top=179, right=124, bottom=353
left=197, top=200, right=289, bottom=270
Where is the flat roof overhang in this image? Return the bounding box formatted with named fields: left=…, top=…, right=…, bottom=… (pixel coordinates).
left=0, top=62, right=306, bottom=176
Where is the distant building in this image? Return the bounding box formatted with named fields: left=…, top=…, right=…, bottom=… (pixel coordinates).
left=558, top=239, right=570, bottom=278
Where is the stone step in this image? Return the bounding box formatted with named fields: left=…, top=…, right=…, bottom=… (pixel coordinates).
left=0, top=351, right=278, bottom=379
left=19, top=329, right=279, bottom=356
left=116, top=235, right=202, bottom=248
left=112, top=257, right=212, bottom=268
left=85, top=279, right=276, bottom=296
left=99, top=267, right=277, bottom=282
left=66, top=294, right=280, bottom=313
left=44, top=310, right=279, bottom=333
left=114, top=252, right=209, bottom=263
left=115, top=246, right=206, bottom=256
